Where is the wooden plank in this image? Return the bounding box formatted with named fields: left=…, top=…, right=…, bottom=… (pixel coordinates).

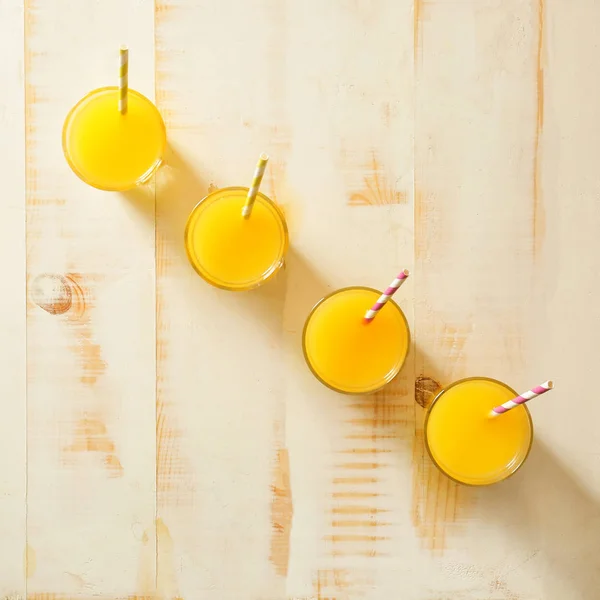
left=24, top=0, right=156, bottom=595
left=154, top=2, right=289, bottom=596
left=515, top=1, right=600, bottom=598
left=0, top=0, right=26, bottom=596
left=155, top=1, right=414, bottom=598
left=413, top=1, right=554, bottom=598
left=276, top=0, right=415, bottom=594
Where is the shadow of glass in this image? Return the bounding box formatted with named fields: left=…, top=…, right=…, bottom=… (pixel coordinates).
left=478, top=440, right=600, bottom=598
left=120, top=143, right=209, bottom=246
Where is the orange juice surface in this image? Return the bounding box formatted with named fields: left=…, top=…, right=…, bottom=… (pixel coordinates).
left=63, top=87, right=166, bottom=190
left=303, top=287, right=409, bottom=394
left=185, top=187, right=288, bottom=290
left=426, top=378, right=533, bottom=485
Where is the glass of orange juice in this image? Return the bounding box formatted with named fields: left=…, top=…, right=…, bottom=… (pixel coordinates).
left=425, top=377, right=533, bottom=485
left=302, top=287, right=410, bottom=394
left=63, top=87, right=166, bottom=191
left=184, top=187, right=288, bottom=291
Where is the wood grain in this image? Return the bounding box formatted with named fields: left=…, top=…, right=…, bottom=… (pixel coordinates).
left=533, top=0, right=545, bottom=254
left=270, top=445, right=293, bottom=577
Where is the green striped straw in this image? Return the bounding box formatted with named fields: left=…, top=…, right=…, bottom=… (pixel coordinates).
left=119, top=45, right=129, bottom=114
left=242, top=153, right=269, bottom=219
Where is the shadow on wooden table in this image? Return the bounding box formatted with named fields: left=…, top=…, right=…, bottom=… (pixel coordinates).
left=276, top=247, right=332, bottom=356
left=479, top=440, right=600, bottom=598
left=225, top=245, right=330, bottom=351
left=121, top=143, right=210, bottom=254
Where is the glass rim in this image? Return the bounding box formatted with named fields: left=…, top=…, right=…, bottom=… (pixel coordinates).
left=62, top=86, right=167, bottom=192
left=301, top=286, right=411, bottom=395
left=184, top=186, right=289, bottom=292
left=424, top=376, right=534, bottom=486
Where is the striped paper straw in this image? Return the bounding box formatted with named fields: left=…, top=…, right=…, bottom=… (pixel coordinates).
left=490, top=380, right=554, bottom=417
left=364, top=269, right=410, bottom=323
left=242, top=153, right=269, bottom=219
left=119, top=45, right=129, bottom=115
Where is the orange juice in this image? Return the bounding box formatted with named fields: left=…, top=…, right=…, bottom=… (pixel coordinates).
left=185, top=187, right=288, bottom=291
left=63, top=87, right=166, bottom=191
left=303, top=287, right=410, bottom=394
left=425, top=378, right=533, bottom=485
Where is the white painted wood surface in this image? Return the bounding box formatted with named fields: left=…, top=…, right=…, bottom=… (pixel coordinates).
left=1, top=0, right=598, bottom=598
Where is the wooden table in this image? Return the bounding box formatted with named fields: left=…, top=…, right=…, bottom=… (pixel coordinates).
left=2, top=0, right=598, bottom=598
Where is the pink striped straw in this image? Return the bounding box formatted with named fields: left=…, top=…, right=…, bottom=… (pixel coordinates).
left=490, top=380, right=554, bottom=417
left=364, top=269, right=410, bottom=324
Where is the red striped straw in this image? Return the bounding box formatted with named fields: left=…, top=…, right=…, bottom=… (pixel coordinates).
left=363, top=269, right=410, bottom=324
left=490, top=380, right=554, bottom=417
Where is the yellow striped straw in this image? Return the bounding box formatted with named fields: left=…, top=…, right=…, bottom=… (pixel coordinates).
left=242, top=153, right=269, bottom=219
left=119, top=45, right=129, bottom=115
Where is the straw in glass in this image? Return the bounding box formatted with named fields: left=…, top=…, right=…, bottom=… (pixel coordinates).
left=490, top=380, right=554, bottom=417
left=119, top=45, right=129, bottom=115
left=364, top=269, right=409, bottom=323
left=242, top=153, right=269, bottom=219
